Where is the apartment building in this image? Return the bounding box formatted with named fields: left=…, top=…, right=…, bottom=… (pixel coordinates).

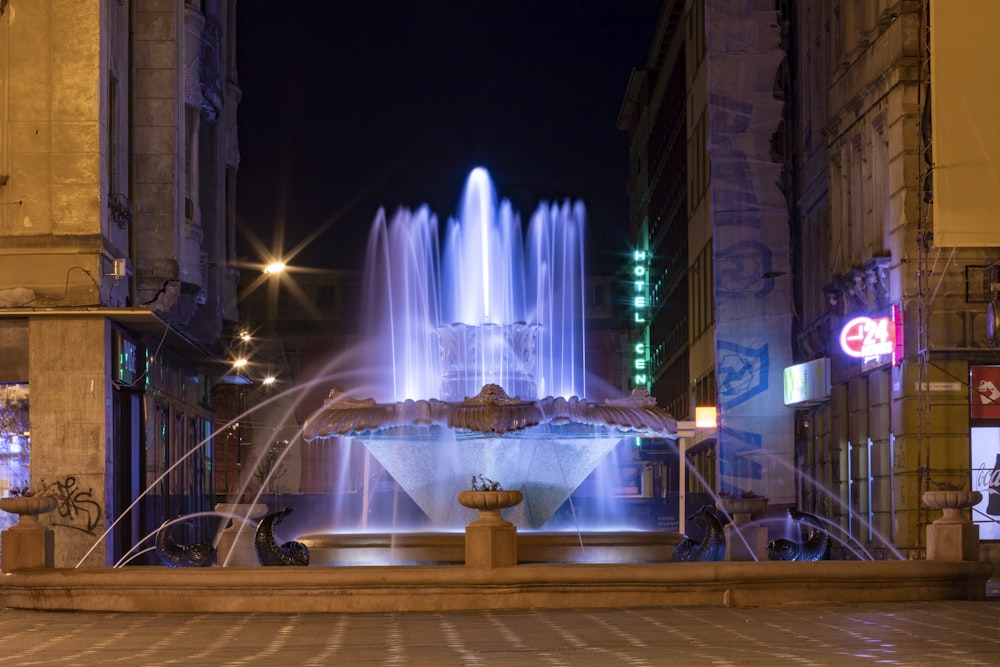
left=0, top=0, right=239, bottom=566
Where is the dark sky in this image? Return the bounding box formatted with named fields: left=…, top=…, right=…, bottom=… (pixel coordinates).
left=235, top=0, right=662, bottom=272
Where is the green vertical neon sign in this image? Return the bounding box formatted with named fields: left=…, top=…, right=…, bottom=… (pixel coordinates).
left=632, top=248, right=650, bottom=391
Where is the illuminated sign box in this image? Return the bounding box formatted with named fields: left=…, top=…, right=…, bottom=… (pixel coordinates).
left=838, top=305, right=903, bottom=372
left=783, top=357, right=831, bottom=407
left=971, top=365, right=1000, bottom=422
left=631, top=248, right=650, bottom=390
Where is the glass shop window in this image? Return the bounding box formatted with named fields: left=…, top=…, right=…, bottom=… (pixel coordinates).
left=0, top=384, right=31, bottom=531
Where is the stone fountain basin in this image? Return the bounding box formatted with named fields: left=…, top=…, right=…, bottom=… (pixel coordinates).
left=298, top=530, right=684, bottom=566
left=0, top=560, right=991, bottom=613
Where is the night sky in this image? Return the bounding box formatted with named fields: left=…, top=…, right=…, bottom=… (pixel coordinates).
left=235, top=1, right=663, bottom=273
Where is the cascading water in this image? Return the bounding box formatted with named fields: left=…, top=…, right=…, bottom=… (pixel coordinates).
left=303, top=167, right=676, bottom=534
left=361, top=167, right=586, bottom=403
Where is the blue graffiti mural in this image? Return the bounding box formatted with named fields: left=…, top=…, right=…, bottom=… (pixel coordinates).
left=716, top=240, right=775, bottom=299
left=717, top=339, right=769, bottom=410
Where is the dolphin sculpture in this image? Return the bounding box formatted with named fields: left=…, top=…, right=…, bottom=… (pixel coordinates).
left=155, top=516, right=217, bottom=568
left=254, top=506, right=310, bottom=566
left=767, top=509, right=831, bottom=561
left=672, top=504, right=726, bottom=562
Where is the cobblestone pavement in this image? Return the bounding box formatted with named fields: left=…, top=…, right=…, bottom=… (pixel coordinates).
left=1, top=601, right=999, bottom=666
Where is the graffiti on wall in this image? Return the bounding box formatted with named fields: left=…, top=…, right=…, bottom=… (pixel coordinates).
left=39, top=476, right=102, bottom=535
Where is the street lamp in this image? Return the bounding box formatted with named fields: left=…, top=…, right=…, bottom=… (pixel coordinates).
left=676, top=409, right=719, bottom=534
left=676, top=420, right=696, bottom=535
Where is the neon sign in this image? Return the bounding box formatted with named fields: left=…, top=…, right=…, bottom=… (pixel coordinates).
left=633, top=249, right=647, bottom=324
left=839, top=316, right=894, bottom=358
left=838, top=305, right=903, bottom=370
left=632, top=249, right=650, bottom=390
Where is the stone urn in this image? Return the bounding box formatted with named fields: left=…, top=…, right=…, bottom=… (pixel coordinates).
left=457, top=490, right=524, bottom=526
left=922, top=490, right=982, bottom=524
left=0, top=495, right=57, bottom=569
left=457, top=490, right=524, bottom=568
left=716, top=496, right=768, bottom=526
left=0, top=495, right=58, bottom=528
left=923, top=490, right=982, bottom=561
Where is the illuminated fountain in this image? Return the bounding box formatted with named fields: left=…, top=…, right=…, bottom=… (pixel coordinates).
left=299, top=167, right=677, bottom=558
left=1, top=168, right=992, bottom=612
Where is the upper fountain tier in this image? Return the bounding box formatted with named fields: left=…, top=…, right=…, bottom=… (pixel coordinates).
left=303, top=384, right=678, bottom=438
left=361, top=167, right=587, bottom=403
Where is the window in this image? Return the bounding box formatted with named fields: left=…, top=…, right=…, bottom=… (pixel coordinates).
left=593, top=283, right=605, bottom=307
left=0, top=384, right=31, bottom=533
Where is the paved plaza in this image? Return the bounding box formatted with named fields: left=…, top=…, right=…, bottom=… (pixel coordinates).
left=1, top=600, right=998, bottom=666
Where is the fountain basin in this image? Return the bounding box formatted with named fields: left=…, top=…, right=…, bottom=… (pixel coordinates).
left=0, top=560, right=991, bottom=613
left=298, top=530, right=684, bottom=565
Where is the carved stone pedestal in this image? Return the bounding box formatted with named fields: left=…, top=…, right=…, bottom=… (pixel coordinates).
left=465, top=520, right=518, bottom=568
left=927, top=522, right=981, bottom=561
left=717, top=497, right=768, bottom=561
left=0, top=496, right=57, bottom=570
left=724, top=523, right=769, bottom=561
left=215, top=503, right=269, bottom=566
left=458, top=490, right=523, bottom=568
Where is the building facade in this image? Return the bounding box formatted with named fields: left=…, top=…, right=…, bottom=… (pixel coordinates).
left=0, top=0, right=239, bottom=566
left=623, top=0, right=1000, bottom=557
left=793, top=0, right=1000, bottom=558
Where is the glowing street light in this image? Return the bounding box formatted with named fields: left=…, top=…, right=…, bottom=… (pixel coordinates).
left=695, top=406, right=718, bottom=429
left=263, top=262, right=286, bottom=275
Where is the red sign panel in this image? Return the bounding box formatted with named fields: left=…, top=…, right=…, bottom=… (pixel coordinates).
left=971, top=366, right=1000, bottom=421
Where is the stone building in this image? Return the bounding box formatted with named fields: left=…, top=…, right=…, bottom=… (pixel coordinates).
left=0, top=1, right=239, bottom=566
left=793, top=0, right=1000, bottom=558
left=622, top=0, right=1000, bottom=557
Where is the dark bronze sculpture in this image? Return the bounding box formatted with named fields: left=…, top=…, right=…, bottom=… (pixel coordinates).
left=767, top=509, right=831, bottom=561
left=155, top=517, right=217, bottom=567
left=254, top=506, right=310, bottom=566
left=672, top=504, right=726, bottom=562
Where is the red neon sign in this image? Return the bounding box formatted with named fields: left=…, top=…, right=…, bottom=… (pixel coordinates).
left=839, top=315, right=895, bottom=359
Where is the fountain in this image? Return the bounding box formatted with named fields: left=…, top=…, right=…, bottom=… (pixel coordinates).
left=297, top=167, right=679, bottom=562
left=0, top=168, right=992, bottom=612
